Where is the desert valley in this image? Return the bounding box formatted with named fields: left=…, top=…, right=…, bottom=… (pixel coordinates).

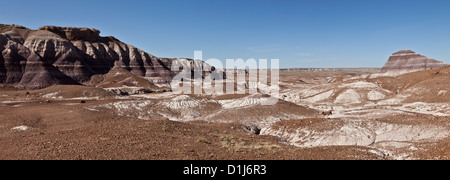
left=0, top=24, right=449, bottom=160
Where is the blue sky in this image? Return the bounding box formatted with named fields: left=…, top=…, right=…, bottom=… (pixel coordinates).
left=1, top=0, right=450, bottom=68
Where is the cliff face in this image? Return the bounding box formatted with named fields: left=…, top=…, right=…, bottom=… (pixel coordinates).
left=0, top=24, right=212, bottom=89
left=380, top=50, right=448, bottom=76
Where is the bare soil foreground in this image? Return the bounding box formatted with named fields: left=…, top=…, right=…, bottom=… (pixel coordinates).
left=0, top=67, right=449, bottom=160
left=0, top=97, right=381, bottom=160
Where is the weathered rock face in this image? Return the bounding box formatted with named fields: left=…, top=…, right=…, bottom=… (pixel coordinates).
left=0, top=24, right=214, bottom=89
left=39, top=26, right=102, bottom=42
left=0, top=33, right=30, bottom=85
left=380, top=50, right=448, bottom=76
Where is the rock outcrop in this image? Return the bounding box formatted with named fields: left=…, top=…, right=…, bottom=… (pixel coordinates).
left=0, top=24, right=215, bottom=89
left=380, top=50, right=448, bottom=76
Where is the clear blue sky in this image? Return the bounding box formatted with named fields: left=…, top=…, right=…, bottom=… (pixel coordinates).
left=1, top=0, right=450, bottom=68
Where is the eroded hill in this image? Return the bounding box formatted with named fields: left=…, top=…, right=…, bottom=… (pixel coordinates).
left=0, top=24, right=213, bottom=90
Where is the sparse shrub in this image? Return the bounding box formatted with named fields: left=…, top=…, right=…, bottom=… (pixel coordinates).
left=196, top=137, right=210, bottom=144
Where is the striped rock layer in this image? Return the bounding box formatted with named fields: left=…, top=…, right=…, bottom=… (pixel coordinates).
left=0, top=24, right=213, bottom=89
left=380, top=50, right=448, bottom=76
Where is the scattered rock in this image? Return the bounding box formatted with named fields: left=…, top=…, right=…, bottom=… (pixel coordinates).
left=319, top=110, right=333, bottom=116
left=368, top=90, right=386, bottom=101
left=243, top=124, right=261, bottom=135
left=335, top=89, right=361, bottom=104
left=11, top=125, right=30, bottom=131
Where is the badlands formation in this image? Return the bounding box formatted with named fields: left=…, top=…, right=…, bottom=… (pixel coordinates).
left=379, top=50, right=448, bottom=76
left=0, top=24, right=449, bottom=160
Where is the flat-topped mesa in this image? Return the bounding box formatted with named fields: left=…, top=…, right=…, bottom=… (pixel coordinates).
left=39, top=26, right=102, bottom=41
left=380, top=50, right=448, bottom=76
left=0, top=24, right=28, bottom=33
left=391, top=49, right=417, bottom=56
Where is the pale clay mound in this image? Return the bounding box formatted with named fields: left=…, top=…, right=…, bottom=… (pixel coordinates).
left=368, top=90, right=386, bottom=101
left=89, top=100, right=156, bottom=120
left=438, top=90, right=447, bottom=96
left=218, top=98, right=263, bottom=109
left=303, top=90, right=334, bottom=103
left=261, top=121, right=449, bottom=159
left=335, top=89, right=362, bottom=104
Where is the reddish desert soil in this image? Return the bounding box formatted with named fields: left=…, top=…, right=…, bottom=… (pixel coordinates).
left=369, top=66, right=450, bottom=103
left=415, top=138, right=450, bottom=160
